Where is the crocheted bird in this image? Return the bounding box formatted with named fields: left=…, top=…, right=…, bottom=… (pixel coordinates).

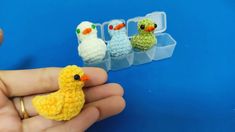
left=76, top=21, right=107, bottom=63
left=32, top=65, right=89, bottom=121
left=107, top=20, right=132, bottom=57
left=131, top=18, right=157, bottom=51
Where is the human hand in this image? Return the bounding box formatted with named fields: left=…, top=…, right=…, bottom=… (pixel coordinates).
left=0, top=67, right=125, bottom=132
left=0, top=29, right=3, bottom=44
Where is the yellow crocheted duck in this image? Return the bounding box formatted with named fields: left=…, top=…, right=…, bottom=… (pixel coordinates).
left=32, top=65, right=89, bottom=121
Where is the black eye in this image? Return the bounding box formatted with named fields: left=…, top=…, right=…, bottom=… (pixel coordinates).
left=74, top=74, right=80, bottom=80
left=140, top=25, right=145, bottom=30
left=154, top=24, right=157, bottom=28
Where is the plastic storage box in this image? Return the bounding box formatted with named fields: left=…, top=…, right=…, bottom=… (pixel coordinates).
left=82, top=11, right=176, bottom=71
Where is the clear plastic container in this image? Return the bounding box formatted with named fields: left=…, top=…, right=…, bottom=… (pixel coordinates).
left=110, top=51, right=134, bottom=70
left=83, top=52, right=111, bottom=71
left=79, top=11, right=176, bottom=71
left=154, top=33, right=176, bottom=60
left=133, top=47, right=155, bottom=65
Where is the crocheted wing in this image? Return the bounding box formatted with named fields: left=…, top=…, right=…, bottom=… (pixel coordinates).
left=32, top=93, right=64, bottom=117
left=97, top=38, right=107, bottom=50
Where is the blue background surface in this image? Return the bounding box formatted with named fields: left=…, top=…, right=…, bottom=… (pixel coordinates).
left=1, top=0, right=235, bottom=131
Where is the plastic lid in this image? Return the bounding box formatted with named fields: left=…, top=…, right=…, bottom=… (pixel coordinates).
left=127, top=11, right=167, bottom=37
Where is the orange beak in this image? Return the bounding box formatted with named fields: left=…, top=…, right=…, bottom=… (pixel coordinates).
left=145, top=26, right=155, bottom=32
left=81, top=74, right=89, bottom=82
left=114, top=23, right=125, bottom=30
left=82, top=28, right=92, bottom=35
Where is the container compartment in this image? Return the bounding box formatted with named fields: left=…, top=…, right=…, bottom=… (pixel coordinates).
left=110, top=51, right=134, bottom=70
left=133, top=46, right=156, bottom=65
left=153, top=33, right=176, bottom=60
left=83, top=52, right=111, bottom=71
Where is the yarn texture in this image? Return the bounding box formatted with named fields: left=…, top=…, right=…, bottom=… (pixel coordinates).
left=131, top=18, right=157, bottom=51
left=78, top=38, right=107, bottom=63
left=76, top=21, right=107, bottom=63
left=108, top=20, right=132, bottom=57
left=32, top=65, right=88, bottom=121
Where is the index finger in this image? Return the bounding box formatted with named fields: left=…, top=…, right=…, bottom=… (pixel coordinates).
left=0, top=29, right=3, bottom=44
left=0, top=67, right=107, bottom=97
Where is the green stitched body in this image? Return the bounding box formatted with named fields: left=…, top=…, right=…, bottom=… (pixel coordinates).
left=131, top=33, right=157, bottom=51
left=131, top=18, right=158, bottom=51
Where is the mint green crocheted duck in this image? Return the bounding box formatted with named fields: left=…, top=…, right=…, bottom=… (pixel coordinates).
left=131, top=18, right=157, bottom=51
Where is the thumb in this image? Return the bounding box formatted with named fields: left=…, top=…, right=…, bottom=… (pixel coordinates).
left=45, top=107, right=100, bottom=132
